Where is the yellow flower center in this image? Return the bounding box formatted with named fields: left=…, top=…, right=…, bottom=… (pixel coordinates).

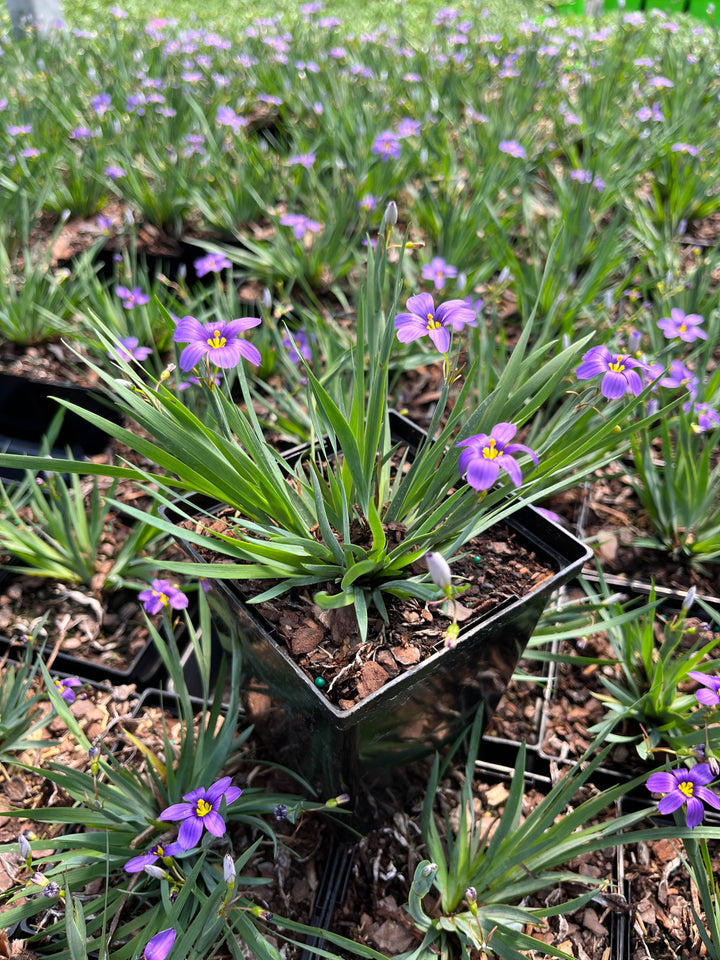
left=482, top=438, right=500, bottom=460
left=156, top=844, right=165, bottom=857
left=608, top=356, right=626, bottom=373
left=678, top=781, right=694, bottom=798
left=155, top=590, right=169, bottom=607
left=54, top=680, right=64, bottom=692
left=426, top=312, right=441, bottom=329
left=679, top=324, right=687, bottom=333
left=207, top=330, right=227, bottom=349
left=195, top=799, right=212, bottom=817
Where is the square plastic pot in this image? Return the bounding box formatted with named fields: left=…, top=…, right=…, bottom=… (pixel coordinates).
left=0, top=372, right=123, bottom=481
left=161, top=412, right=593, bottom=795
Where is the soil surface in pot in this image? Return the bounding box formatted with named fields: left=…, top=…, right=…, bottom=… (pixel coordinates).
left=0, top=575, right=154, bottom=674
left=185, top=511, right=556, bottom=709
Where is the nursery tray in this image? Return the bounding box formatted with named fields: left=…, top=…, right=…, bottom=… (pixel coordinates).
left=0, top=372, right=123, bottom=481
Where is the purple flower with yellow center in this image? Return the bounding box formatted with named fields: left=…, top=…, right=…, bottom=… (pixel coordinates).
left=658, top=359, right=698, bottom=396
left=111, top=337, right=152, bottom=362
left=691, top=403, right=720, bottom=434
left=138, top=580, right=189, bottom=615
left=159, top=776, right=242, bottom=849
left=457, top=423, right=538, bottom=491
left=421, top=257, right=458, bottom=292
left=193, top=252, right=231, bottom=277
left=646, top=763, right=720, bottom=828
left=173, top=316, right=261, bottom=370
left=371, top=130, right=401, bottom=161
left=142, top=929, right=176, bottom=960
left=575, top=345, right=644, bottom=399
left=116, top=285, right=150, bottom=309
left=657, top=308, right=707, bottom=342
left=105, top=164, right=125, bottom=180
left=124, top=840, right=183, bottom=874
left=688, top=671, right=720, bottom=707
left=282, top=327, right=313, bottom=364
left=53, top=677, right=82, bottom=704
left=394, top=293, right=476, bottom=354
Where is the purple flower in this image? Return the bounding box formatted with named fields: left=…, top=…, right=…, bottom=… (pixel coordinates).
left=91, top=93, right=112, bottom=115
left=174, top=316, right=261, bottom=370
left=357, top=193, right=377, bottom=212
left=371, top=131, right=401, bottom=161
left=194, top=252, right=231, bottom=277
left=457, top=423, right=538, bottom=491
left=646, top=764, right=720, bottom=828
left=279, top=214, right=322, bottom=240
left=70, top=126, right=95, bottom=141
left=657, top=308, right=707, bottom=342
left=124, top=841, right=183, bottom=874
left=672, top=143, right=699, bottom=156
left=105, top=164, right=126, bottom=180
left=8, top=124, right=32, bottom=135
left=138, top=580, right=189, bottom=615
left=499, top=140, right=526, bottom=159
left=287, top=152, right=316, bottom=168
left=53, top=677, right=82, bottom=704
left=659, top=359, right=698, bottom=396
left=159, top=777, right=242, bottom=849
left=688, top=672, right=720, bottom=707
left=421, top=257, right=458, bottom=292
left=143, top=929, right=176, bottom=960
left=111, top=337, right=152, bottom=362
left=116, top=286, right=150, bottom=309
left=691, top=403, right=720, bottom=434
left=394, top=293, right=476, bottom=354
left=282, top=328, right=313, bottom=363
left=395, top=117, right=420, bottom=138
left=575, top=345, right=644, bottom=400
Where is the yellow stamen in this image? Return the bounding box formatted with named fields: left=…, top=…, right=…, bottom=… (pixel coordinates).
left=155, top=591, right=169, bottom=607
left=207, top=330, right=227, bottom=349
left=195, top=799, right=212, bottom=817
left=679, top=324, right=687, bottom=333
left=482, top=438, right=499, bottom=460
left=426, top=312, right=442, bottom=330
left=608, top=356, right=626, bottom=373
left=678, top=781, right=694, bottom=798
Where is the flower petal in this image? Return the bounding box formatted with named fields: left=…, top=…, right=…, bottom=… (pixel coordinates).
left=685, top=796, right=705, bottom=828
left=178, top=816, right=203, bottom=850
left=206, top=777, right=232, bottom=802
left=202, top=811, right=227, bottom=837
left=405, top=292, right=435, bottom=319
left=173, top=315, right=207, bottom=344
left=647, top=772, right=678, bottom=793
left=178, top=342, right=209, bottom=371
left=696, top=785, right=720, bottom=810
left=159, top=802, right=192, bottom=822
left=657, top=792, right=685, bottom=815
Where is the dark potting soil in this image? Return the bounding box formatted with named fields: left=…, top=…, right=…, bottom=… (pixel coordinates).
left=182, top=508, right=555, bottom=709
left=0, top=575, right=152, bottom=674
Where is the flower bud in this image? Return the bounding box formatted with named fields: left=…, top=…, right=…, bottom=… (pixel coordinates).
left=426, top=552, right=452, bottom=596
left=43, top=881, right=61, bottom=898
left=682, top=586, right=697, bottom=613
left=465, top=886, right=477, bottom=903
left=273, top=804, right=288, bottom=821
left=143, top=864, right=167, bottom=880
left=384, top=200, right=398, bottom=227
left=628, top=329, right=642, bottom=354
left=223, top=854, right=236, bottom=884
left=18, top=834, right=32, bottom=865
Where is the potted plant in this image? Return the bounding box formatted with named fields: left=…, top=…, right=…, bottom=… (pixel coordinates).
left=0, top=213, right=662, bottom=795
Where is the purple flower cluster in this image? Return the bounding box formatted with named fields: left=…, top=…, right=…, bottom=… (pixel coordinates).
left=371, top=130, right=401, bottom=161
left=116, top=285, right=150, bottom=309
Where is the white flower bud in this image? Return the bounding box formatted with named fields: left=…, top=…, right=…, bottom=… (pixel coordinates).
left=426, top=552, right=452, bottom=592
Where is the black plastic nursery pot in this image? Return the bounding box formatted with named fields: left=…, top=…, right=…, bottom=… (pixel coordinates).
left=0, top=372, right=123, bottom=481
left=160, top=413, right=593, bottom=797
left=0, top=568, right=168, bottom=686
